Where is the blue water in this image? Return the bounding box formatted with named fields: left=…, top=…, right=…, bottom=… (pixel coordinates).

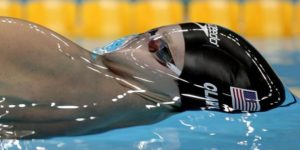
left=1, top=51, right=299, bottom=150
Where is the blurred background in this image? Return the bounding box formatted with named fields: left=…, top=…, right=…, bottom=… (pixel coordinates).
left=0, top=0, right=299, bottom=94
left=0, top=0, right=299, bottom=40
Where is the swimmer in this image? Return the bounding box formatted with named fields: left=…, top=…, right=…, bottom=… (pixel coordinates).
left=0, top=17, right=297, bottom=139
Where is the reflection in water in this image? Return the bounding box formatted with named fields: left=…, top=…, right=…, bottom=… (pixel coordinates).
left=137, top=132, right=164, bottom=150
left=0, top=140, right=22, bottom=149
left=137, top=128, right=181, bottom=150
left=179, top=119, right=196, bottom=130
left=237, top=113, right=262, bottom=150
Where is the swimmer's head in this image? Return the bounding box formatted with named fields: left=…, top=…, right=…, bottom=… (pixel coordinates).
left=100, top=23, right=290, bottom=113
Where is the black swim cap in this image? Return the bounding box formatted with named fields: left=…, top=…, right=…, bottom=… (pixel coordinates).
left=177, top=23, right=285, bottom=113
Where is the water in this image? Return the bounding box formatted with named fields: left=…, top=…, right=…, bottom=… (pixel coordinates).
left=1, top=50, right=299, bottom=150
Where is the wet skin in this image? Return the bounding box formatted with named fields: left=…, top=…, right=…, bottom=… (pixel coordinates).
left=0, top=17, right=185, bottom=139
left=0, top=17, right=297, bottom=139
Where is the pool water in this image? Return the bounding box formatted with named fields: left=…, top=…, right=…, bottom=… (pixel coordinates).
left=1, top=49, right=299, bottom=150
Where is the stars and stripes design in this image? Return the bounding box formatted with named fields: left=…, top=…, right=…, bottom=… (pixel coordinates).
left=230, top=87, right=261, bottom=111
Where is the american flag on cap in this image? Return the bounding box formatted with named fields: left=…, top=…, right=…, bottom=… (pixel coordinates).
left=230, top=87, right=261, bottom=111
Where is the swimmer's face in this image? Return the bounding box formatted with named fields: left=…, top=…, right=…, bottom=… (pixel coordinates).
left=103, top=25, right=185, bottom=75
left=144, top=26, right=185, bottom=74
left=102, top=25, right=185, bottom=96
